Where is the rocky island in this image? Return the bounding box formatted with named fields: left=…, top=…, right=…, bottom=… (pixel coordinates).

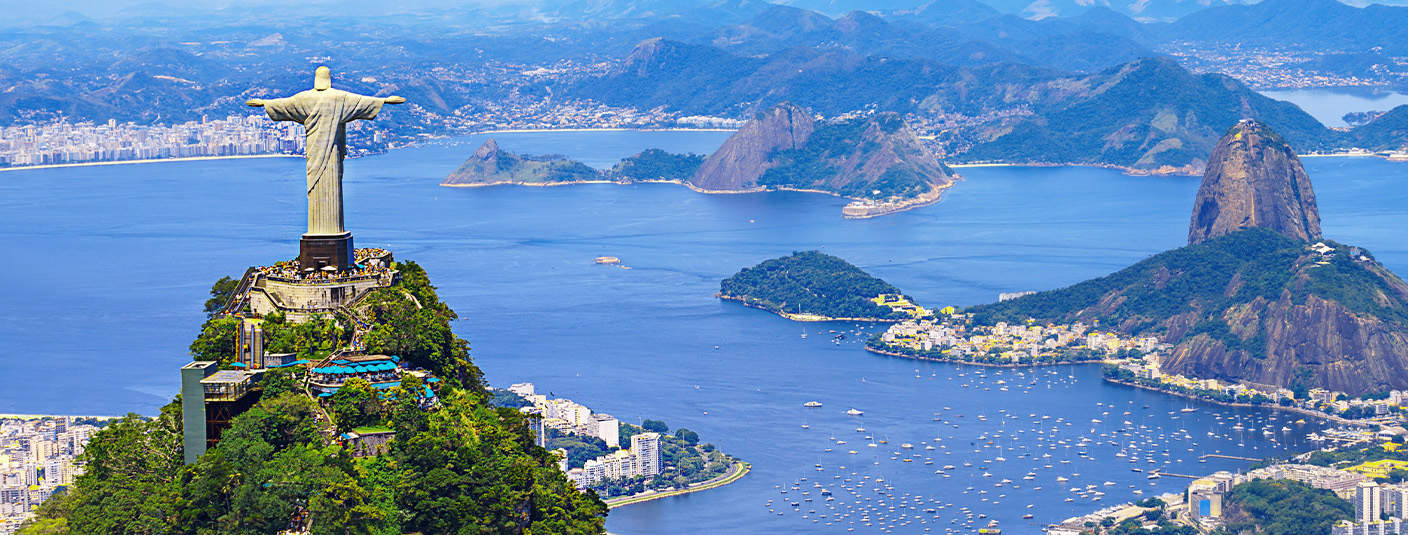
left=440, top=139, right=706, bottom=188
left=441, top=138, right=605, bottom=187
left=690, top=104, right=956, bottom=218
left=968, top=120, right=1408, bottom=395
left=719, top=251, right=927, bottom=322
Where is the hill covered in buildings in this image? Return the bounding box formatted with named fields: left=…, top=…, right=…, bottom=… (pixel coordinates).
left=968, top=121, right=1408, bottom=396
left=719, top=251, right=917, bottom=321
left=17, top=262, right=607, bottom=535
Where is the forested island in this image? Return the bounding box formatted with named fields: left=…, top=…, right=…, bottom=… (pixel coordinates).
left=719, top=251, right=920, bottom=322
left=18, top=262, right=608, bottom=535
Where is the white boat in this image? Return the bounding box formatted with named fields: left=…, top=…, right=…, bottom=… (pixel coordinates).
left=804, top=401, right=823, bottom=408
left=847, top=408, right=864, bottom=416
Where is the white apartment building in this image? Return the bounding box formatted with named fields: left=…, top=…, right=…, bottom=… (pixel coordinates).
left=574, top=432, right=662, bottom=488
left=1361, top=481, right=1385, bottom=524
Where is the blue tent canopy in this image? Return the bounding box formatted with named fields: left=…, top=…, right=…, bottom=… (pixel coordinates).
left=425, top=377, right=440, bottom=383
left=230, top=362, right=247, bottom=368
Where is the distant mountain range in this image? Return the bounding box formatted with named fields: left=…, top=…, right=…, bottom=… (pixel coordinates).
left=574, top=38, right=1405, bottom=171
left=3, top=0, right=1408, bottom=172
left=960, top=57, right=1340, bottom=171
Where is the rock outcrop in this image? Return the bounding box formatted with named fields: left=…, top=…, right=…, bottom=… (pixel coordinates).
left=690, top=103, right=815, bottom=191
left=689, top=104, right=954, bottom=203
left=1188, top=119, right=1321, bottom=245
left=441, top=139, right=601, bottom=186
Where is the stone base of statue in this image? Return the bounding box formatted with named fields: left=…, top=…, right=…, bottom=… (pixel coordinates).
left=229, top=247, right=398, bottom=324
left=300, top=232, right=354, bottom=271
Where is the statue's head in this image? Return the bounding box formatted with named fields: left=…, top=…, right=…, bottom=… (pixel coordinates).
left=314, top=66, right=331, bottom=91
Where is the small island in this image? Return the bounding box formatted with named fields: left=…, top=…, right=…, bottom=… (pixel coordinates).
left=718, top=251, right=928, bottom=322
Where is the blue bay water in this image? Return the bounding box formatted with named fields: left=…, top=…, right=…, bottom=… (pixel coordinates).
left=1, top=131, right=1406, bottom=532
left=1260, top=87, right=1408, bottom=128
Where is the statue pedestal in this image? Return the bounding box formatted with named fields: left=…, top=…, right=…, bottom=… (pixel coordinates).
left=300, top=232, right=354, bottom=270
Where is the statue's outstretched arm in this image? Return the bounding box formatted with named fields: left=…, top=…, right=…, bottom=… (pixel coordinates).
left=383, top=96, right=406, bottom=104
left=246, top=99, right=266, bottom=107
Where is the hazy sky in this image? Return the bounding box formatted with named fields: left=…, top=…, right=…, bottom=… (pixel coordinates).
left=4, top=0, right=1405, bottom=21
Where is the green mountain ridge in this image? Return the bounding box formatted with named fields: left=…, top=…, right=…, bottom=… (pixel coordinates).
left=971, top=227, right=1408, bottom=395
left=962, top=57, right=1337, bottom=170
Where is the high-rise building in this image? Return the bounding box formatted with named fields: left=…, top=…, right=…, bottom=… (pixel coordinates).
left=591, top=414, right=619, bottom=448
left=1358, top=481, right=1383, bottom=524
left=1384, top=485, right=1408, bottom=517
left=633, top=433, right=661, bottom=477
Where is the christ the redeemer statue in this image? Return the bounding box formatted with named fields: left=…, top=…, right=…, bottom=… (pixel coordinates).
left=247, top=66, right=405, bottom=270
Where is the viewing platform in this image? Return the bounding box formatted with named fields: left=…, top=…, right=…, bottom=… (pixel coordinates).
left=225, top=248, right=398, bottom=322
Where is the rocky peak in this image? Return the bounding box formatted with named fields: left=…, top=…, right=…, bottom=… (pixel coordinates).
left=622, top=37, right=672, bottom=76
left=473, top=138, right=500, bottom=159
left=690, top=103, right=816, bottom=191
left=1188, top=119, right=1321, bottom=245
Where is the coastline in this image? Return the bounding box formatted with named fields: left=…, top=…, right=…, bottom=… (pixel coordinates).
left=0, top=413, right=122, bottom=421
left=444, top=176, right=956, bottom=218
left=472, top=127, right=738, bottom=135
left=1102, top=377, right=1362, bottom=426
left=949, top=160, right=1201, bottom=176
left=717, top=294, right=902, bottom=323
left=865, top=345, right=1114, bottom=369
left=602, top=461, right=750, bottom=509
left=842, top=182, right=954, bottom=219
left=0, top=153, right=302, bottom=172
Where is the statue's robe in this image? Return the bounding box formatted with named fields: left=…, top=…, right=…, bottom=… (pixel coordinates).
left=261, top=89, right=383, bottom=236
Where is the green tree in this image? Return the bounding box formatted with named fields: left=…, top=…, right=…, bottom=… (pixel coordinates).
left=642, top=420, right=668, bottom=433
left=674, top=428, right=699, bottom=446
left=63, top=403, right=184, bottom=535
left=309, top=477, right=383, bottom=535
left=331, top=378, right=380, bottom=432
left=203, top=276, right=241, bottom=317
left=189, top=316, right=241, bottom=365
left=261, top=367, right=300, bottom=399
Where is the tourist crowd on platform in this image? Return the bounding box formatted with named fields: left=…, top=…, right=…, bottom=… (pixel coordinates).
left=257, top=259, right=392, bottom=283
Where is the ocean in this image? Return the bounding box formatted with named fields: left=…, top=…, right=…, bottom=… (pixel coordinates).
left=1, top=130, right=1404, bottom=532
